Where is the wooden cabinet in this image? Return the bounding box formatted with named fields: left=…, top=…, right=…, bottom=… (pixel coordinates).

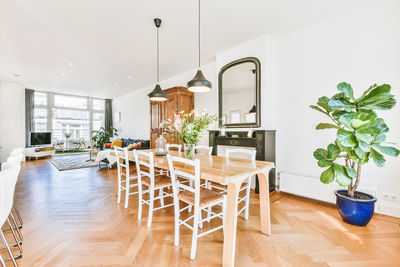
left=150, top=87, right=194, bottom=148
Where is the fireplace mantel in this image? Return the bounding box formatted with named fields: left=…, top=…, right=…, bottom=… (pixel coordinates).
left=209, top=130, right=276, bottom=193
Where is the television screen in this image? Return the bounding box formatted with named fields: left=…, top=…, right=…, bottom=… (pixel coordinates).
left=30, top=132, right=52, bottom=146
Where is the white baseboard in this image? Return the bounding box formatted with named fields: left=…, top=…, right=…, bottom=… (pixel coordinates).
left=278, top=172, right=399, bottom=218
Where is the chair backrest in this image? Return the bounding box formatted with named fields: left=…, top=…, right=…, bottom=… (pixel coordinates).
left=0, top=165, right=21, bottom=225
left=225, top=148, right=256, bottom=161
left=133, top=150, right=155, bottom=186
left=166, top=144, right=182, bottom=152
left=114, top=146, right=129, bottom=177
left=167, top=155, right=201, bottom=206
left=195, top=145, right=213, bottom=156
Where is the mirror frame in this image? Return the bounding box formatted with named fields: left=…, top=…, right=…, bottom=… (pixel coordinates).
left=218, top=57, right=261, bottom=128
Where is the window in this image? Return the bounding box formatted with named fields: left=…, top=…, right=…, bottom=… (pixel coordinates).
left=33, top=92, right=48, bottom=132
left=32, top=92, right=106, bottom=143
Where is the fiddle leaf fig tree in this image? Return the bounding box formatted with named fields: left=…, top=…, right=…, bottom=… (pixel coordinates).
left=311, top=83, right=399, bottom=198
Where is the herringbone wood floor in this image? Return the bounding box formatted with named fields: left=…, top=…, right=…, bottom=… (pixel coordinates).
left=2, top=158, right=399, bottom=266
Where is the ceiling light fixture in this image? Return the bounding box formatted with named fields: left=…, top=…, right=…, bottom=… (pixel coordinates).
left=61, top=73, right=66, bottom=77
left=128, top=76, right=132, bottom=79
left=148, top=18, right=167, bottom=101
left=13, top=74, right=21, bottom=77
left=114, top=82, right=118, bottom=86
left=69, top=62, right=74, bottom=67
left=187, top=0, right=211, bottom=93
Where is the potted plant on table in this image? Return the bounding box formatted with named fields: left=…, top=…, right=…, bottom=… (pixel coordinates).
left=161, top=110, right=217, bottom=159
left=311, top=82, right=399, bottom=226
left=91, top=126, right=118, bottom=150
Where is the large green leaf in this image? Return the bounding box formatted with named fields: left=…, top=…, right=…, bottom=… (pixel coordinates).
left=357, top=118, right=389, bottom=135
left=337, top=129, right=357, bottom=147
left=337, top=82, right=355, bottom=100
left=370, top=148, right=386, bottom=167
left=316, top=123, right=339, bottom=130
left=355, top=131, right=373, bottom=143
left=350, top=119, right=369, bottom=129
left=328, top=98, right=356, bottom=111
left=320, top=166, right=335, bottom=184
left=358, top=84, right=397, bottom=110
left=317, top=96, right=332, bottom=112
left=373, top=144, right=400, bottom=157
left=327, top=143, right=340, bottom=160
left=345, top=166, right=357, bottom=179
left=338, top=116, right=353, bottom=129
left=356, top=110, right=377, bottom=121
left=310, top=105, right=327, bottom=115
left=357, top=84, right=377, bottom=100
left=355, top=147, right=367, bottom=159
left=373, top=133, right=387, bottom=144
left=313, top=148, right=329, bottom=160
left=332, top=110, right=351, bottom=120
left=333, top=164, right=352, bottom=186
left=318, top=160, right=333, bottom=167
left=358, top=141, right=371, bottom=152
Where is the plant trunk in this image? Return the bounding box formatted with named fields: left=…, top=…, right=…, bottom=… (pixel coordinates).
left=348, top=164, right=361, bottom=198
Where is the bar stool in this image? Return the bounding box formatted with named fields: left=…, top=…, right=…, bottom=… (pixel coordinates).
left=0, top=164, right=22, bottom=266
left=114, top=146, right=138, bottom=208
left=167, top=155, right=225, bottom=260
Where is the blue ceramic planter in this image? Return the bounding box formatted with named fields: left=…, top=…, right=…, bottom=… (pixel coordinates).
left=335, top=190, right=377, bottom=226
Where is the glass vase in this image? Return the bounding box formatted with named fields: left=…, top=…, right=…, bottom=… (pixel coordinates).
left=184, top=143, right=195, bottom=160
left=155, top=135, right=167, bottom=155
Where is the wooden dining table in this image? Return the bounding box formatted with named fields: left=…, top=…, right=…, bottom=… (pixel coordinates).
left=113, top=148, right=274, bottom=267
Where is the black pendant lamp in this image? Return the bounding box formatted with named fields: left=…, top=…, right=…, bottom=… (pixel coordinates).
left=187, top=0, right=212, bottom=93
left=148, top=18, right=167, bottom=101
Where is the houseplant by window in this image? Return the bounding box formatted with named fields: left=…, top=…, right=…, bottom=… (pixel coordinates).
left=92, top=126, right=118, bottom=150
left=311, top=82, right=399, bottom=226
left=161, top=110, right=217, bottom=159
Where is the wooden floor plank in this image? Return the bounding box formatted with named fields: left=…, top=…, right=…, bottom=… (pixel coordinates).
left=1, top=158, right=399, bottom=266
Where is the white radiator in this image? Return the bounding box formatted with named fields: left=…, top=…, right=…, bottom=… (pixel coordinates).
left=278, top=172, right=378, bottom=204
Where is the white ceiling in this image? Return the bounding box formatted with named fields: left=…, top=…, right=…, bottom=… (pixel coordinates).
left=0, top=0, right=363, bottom=98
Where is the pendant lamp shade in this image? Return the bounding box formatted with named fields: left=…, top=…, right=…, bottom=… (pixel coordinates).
left=187, top=70, right=212, bottom=93
left=187, top=0, right=211, bottom=93
left=148, top=18, right=167, bottom=101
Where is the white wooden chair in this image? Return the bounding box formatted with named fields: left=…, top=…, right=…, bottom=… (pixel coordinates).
left=114, top=146, right=139, bottom=208
left=167, top=155, right=226, bottom=260
left=194, top=145, right=213, bottom=156
left=134, top=150, right=174, bottom=227
left=166, top=144, right=182, bottom=152
left=208, top=148, right=256, bottom=221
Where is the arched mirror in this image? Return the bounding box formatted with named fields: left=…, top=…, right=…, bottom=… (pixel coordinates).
left=218, top=57, right=261, bottom=128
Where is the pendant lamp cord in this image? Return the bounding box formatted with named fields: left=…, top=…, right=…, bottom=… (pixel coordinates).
left=157, top=25, right=160, bottom=83
left=198, top=0, right=201, bottom=69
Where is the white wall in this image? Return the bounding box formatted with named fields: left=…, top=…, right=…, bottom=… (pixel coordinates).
left=0, top=81, right=25, bottom=160
left=272, top=0, right=400, bottom=217
left=112, top=61, right=217, bottom=144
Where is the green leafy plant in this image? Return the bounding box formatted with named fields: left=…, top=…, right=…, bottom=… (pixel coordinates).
left=161, top=109, right=217, bottom=144
left=92, top=126, right=118, bottom=150
left=311, top=82, right=399, bottom=198
left=64, top=132, right=72, bottom=139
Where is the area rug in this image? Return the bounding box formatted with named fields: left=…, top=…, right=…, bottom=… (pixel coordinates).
left=50, top=155, right=100, bottom=171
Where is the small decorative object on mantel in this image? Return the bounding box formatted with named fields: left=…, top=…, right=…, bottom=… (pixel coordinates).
left=311, top=82, right=399, bottom=226
left=161, top=109, right=217, bottom=160
left=247, top=128, right=254, bottom=138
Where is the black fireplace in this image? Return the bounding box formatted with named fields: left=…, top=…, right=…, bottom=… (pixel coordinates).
left=209, top=130, right=276, bottom=193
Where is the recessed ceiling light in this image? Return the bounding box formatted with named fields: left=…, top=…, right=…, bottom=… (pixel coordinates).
left=13, top=74, right=21, bottom=77
left=69, top=62, right=74, bottom=67
left=103, top=89, right=106, bottom=92
left=114, top=82, right=118, bottom=86
left=128, top=76, right=132, bottom=79
left=61, top=73, right=66, bottom=77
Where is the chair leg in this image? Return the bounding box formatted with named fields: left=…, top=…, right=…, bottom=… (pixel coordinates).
left=125, top=175, right=130, bottom=208
left=188, top=180, right=194, bottom=213
left=190, top=206, right=199, bottom=260
left=0, top=230, right=17, bottom=267
left=9, top=213, right=22, bottom=242
left=13, top=202, right=23, bottom=228
left=198, top=210, right=203, bottom=229
left=117, top=174, right=121, bottom=204
left=244, top=177, right=251, bottom=220
left=159, top=188, right=164, bottom=207
left=174, top=198, right=180, bottom=246
left=207, top=183, right=212, bottom=222
left=6, top=219, right=22, bottom=254
left=147, top=188, right=154, bottom=228
left=138, top=184, right=143, bottom=221
left=0, top=255, right=5, bottom=267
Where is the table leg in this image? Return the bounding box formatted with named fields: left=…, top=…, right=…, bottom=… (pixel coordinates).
left=223, top=181, right=240, bottom=267
left=258, top=170, right=271, bottom=235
